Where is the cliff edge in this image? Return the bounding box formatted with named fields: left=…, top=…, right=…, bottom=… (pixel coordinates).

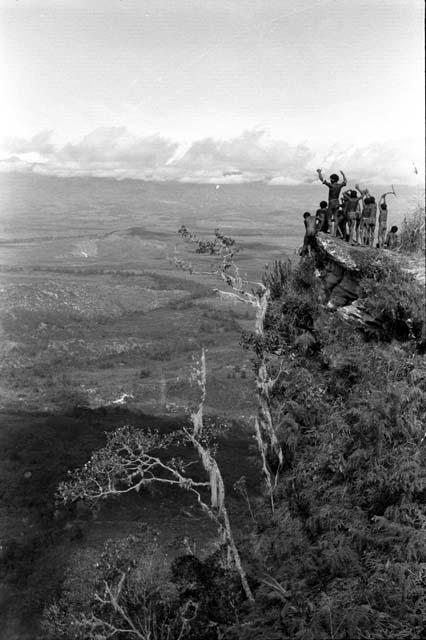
left=312, top=232, right=425, bottom=333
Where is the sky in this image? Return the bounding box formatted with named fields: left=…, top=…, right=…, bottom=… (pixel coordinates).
left=0, top=0, right=424, bottom=184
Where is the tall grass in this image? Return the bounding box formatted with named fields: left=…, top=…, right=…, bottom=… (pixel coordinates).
left=400, top=195, right=425, bottom=254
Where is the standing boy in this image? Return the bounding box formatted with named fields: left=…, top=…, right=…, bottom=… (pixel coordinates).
left=366, top=196, right=377, bottom=247
left=316, top=169, right=347, bottom=236
left=302, top=212, right=317, bottom=256
left=342, top=189, right=363, bottom=244
left=315, top=200, right=329, bottom=232
left=355, top=184, right=371, bottom=245
left=377, top=189, right=396, bottom=248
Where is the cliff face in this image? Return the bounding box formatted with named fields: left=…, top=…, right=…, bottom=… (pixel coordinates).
left=313, top=233, right=364, bottom=308
left=312, top=232, right=425, bottom=331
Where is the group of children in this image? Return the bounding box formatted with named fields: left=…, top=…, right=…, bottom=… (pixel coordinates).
left=302, top=168, right=399, bottom=255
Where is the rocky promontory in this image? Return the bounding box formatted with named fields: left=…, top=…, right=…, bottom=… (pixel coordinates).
left=312, top=231, right=425, bottom=334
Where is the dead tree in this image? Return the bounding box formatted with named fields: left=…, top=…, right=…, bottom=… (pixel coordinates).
left=174, top=228, right=284, bottom=512
left=57, top=349, right=254, bottom=604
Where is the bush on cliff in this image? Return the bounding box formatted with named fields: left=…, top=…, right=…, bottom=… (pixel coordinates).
left=400, top=197, right=425, bottom=254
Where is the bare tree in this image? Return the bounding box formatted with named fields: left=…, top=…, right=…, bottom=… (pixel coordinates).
left=57, top=349, right=254, bottom=604
left=173, top=227, right=284, bottom=511
left=42, top=536, right=190, bottom=640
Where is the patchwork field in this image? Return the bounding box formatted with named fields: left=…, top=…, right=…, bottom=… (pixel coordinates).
left=0, top=264, right=258, bottom=416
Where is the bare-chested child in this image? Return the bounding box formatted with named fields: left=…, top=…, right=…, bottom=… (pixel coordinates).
left=377, top=188, right=397, bottom=248
left=385, top=225, right=399, bottom=250
left=336, top=204, right=348, bottom=240
left=366, top=196, right=377, bottom=247
left=355, top=184, right=371, bottom=245
left=302, top=212, right=317, bottom=256
left=316, top=169, right=347, bottom=236
left=342, top=189, right=363, bottom=244
left=315, top=201, right=329, bottom=232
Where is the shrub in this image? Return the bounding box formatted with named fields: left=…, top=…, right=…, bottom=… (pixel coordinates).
left=40, top=532, right=184, bottom=640
left=359, top=260, right=424, bottom=342
left=400, top=197, right=425, bottom=253
left=262, top=259, right=293, bottom=300
left=40, top=533, right=246, bottom=640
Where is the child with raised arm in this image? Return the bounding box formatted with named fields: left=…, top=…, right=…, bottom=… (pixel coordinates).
left=316, top=169, right=347, bottom=237
left=377, top=189, right=396, bottom=248
left=342, top=189, right=363, bottom=244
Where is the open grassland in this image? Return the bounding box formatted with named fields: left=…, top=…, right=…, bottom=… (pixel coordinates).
left=0, top=264, right=256, bottom=416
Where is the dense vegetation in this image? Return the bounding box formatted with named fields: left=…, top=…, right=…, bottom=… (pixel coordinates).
left=237, top=257, right=425, bottom=639
left=400, top=197, right=425, bottom=253
left=38, top=242, right=426, bottom=639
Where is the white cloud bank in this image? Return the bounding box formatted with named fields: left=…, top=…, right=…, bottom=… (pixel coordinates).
left=0, top=128, right=423, bottom=185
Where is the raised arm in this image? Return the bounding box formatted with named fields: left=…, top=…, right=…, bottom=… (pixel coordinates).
left=355, top=184, right=369, bottom=201
left=340, top=170, right=347, bottom=186
left=380, top=191, right=395, bottom=205
left=316, top=168, right=325, bottom=183
left=355, top=184, right=364, bottom=198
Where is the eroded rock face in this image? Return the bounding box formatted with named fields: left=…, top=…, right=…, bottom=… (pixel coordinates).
left=313, top=233, right=361, bottom=308
left=313, top=232, right=425, bottom=307
left=317, top=261, right=360, bottom=307
left=310, top=232, right=425, bottom=337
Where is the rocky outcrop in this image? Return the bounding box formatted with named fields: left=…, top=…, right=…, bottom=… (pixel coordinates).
left=313, top=232, right=425, bottom=308
left=312, top=232, right=425, bottom=332
left=313, top=233, right=361, bottom=308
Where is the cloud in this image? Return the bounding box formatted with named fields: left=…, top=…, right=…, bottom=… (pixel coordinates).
left=173, top=130, right=314, bottom=183
left=1, top=130, right=55, bottom=156
left=0, top=155, right=39, bottom=173
left=0, top=128, right=423, bottom=185
left=0, top=128, right=178, bottom=179
left=308, top=139, right=424, bottom=186
left=57, top=127, right=178, bottom=173
left=268, top=176, right=302, bottom=186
